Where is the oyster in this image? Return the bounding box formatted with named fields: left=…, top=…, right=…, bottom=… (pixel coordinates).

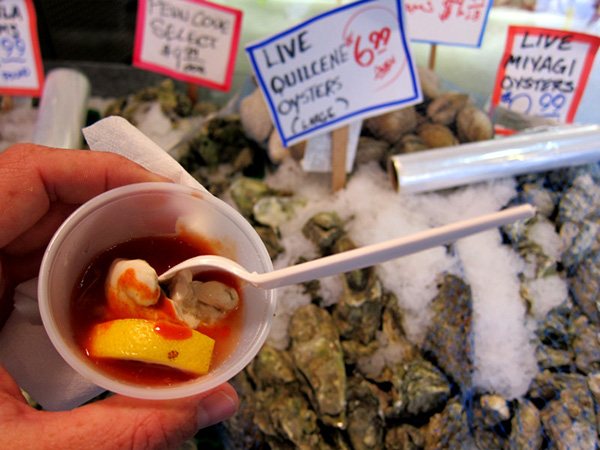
left=302, top=211, right=346, bottom=251
left=509, top=399, right=543, bottom=450
left=417, top=122, right=459, bottom=149
left=289, top=304, right=347, bottom=428
left=455, top=102, right=493, bottom=142
left=417, top=65, right=443, bottom=100
left=239, top=87, right=272, bottom=143
left=422, top=274, right=473, bottom=390
left=346, top=378, right=384, bottom=449
left=390, top=133, right=429, bottom=155
left=229, top=177, right=277, bottom=219
left=363, top=107, right=418, bottom=144
left=254, top=225, right=285, bottom=260
left=177, top=115, right=265, bottom=193
left=249, top=345, right=297, bottom=388
left=384, top=424, right=424, bottom=450
left=570, top=314, right=600, bottom=374
left=332, top=237, right=383, bottom=345
left=254, top=385, right=326, bottom=449
left=354, top=136, right=390, bottom=166
left=388, top=357, right=452, bottom=418
left=253, top=196, right=304, bottom=229
left=538, top=373, right=597, bottom=449
left=426, top=91, right=469, bottom=126
left=423, top=397, right=469, bottom=449
left=571, top=249, right=600, bottom=325
left=103, top=79, right=208, bottom=123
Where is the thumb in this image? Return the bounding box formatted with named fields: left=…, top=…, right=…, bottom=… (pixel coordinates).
left=58, top=384, right=238, bottom=449
left=0, top=379, right=238, bottom=450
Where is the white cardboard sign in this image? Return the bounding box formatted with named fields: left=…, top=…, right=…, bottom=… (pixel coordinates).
left=246, top=0, right=422, bottom=148
left=0, top=0, right=43, bottom=96
left=491, top=26, right=600, bottom=123
left=404, top=0, right=492, bottom=47
left=133, top=0, right=242, bottom=92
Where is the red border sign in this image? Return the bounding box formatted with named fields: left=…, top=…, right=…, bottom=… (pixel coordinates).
left=0, top=0, right=44, bottom=97
left=491, top=26, right=600, bottom=123
left=133, top=0, right=242, bottom=92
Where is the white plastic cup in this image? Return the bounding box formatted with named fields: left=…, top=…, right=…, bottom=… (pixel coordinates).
left=38, top=182, right=276, bottom=400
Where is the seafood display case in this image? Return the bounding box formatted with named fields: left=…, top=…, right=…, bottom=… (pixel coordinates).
left=2, top=0, right=600, bottom=449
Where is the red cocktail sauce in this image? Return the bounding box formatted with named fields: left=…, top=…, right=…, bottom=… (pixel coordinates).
left=70, top=235, right=243, bottom=386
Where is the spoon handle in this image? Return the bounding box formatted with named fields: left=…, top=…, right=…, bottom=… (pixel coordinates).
left=252, top=204, right=535, bottom=289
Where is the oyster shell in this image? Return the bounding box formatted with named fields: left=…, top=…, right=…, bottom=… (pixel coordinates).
left=538, top=373, right=597, bottom=449
left=509, top=399, right=543, bottom=450
left=417, top=122, right=459, bottom=148
left=426, top=92, right=469, bottom=126
left=229, top=177, right=281, bottom=219
left=346, top=378, right=384, bottom=450
left=364, top=107, right=418, bottom=144
left=289, top=304, right=347, bottom=428
left=302, top=211, right=346, bottom=251
left=354, top=136, right=390, bottom=166
left=388, top=357, right=452, bottom=418
left=422, top=274, right=473, bottom=390
left=239, top=88, right=273, bottom=143
left=332, top=237, right=383, bottom=345
left=384, top=424, right=424, bottom=449
left=570, top=314, right=600, bottom=374
left=571, top=249, right=600, bottom=325
left=417, top=65, right=443, bottom=100
left=455, top=103, right=493, bottom=142
left=423, top=397, right=469, bottom=449
left=390, top=133, right=429, bottom=155
left=254, top=385, right=326, bottom=449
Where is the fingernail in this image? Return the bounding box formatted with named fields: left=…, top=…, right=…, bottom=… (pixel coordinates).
left=197, top=390, right=238, bottom=429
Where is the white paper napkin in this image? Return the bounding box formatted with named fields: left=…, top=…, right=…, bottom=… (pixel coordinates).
left=83, top=116, right=207, bottom=191
left=0, top=116, right=206, bottom=411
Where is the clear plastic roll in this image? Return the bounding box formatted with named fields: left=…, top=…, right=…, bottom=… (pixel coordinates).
left=388, top=124, right=600, bottom=194
left=32, top=68, right=91, bottom=149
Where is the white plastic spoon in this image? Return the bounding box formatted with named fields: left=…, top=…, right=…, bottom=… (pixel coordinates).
left=158, top=204, right=535, bottom=290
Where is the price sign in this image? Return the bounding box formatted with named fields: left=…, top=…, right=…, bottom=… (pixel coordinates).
left=133, top=0, right=242, bottom=92
left=405, top=0, right=492, bottom=46
left=491, top=26, right=600, bottom=123
left=0, top=0, right=43, bottom=96
left=246, top=0, right=422, bottom=147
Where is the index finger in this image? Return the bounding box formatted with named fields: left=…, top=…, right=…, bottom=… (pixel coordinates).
left=0, top=144, right=169, bottom=249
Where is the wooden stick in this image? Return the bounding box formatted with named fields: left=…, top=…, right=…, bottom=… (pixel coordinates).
left=428, top=44, right=437, bottom=71
left=331, top=125, right=349, bottom=192
left=1, top=95, right=13, bottom=111
left=187, top=83, right=198, bottom=105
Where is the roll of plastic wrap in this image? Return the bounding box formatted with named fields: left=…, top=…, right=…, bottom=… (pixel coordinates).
left=388, top=124, right=600, bottom=194
left=32, top=68, right=91, bottom=149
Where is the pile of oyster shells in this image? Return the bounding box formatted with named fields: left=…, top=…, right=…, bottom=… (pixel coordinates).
left=103, top=72, right=600, bottom=448
left=215, top=163, right=600, bottom=449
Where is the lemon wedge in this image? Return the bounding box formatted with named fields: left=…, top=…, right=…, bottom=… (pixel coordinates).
left=88, top=318, right=215, bottom=375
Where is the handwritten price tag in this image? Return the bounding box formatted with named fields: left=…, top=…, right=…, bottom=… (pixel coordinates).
left=491, top=26, right=600, bottom=123
left=133, top=0, right=242, bottom=92
left=404, top=0, right=492, bottom=46
left=246, top=0, right=421, bottom=147
left=0, top=0, right=43, bottom=96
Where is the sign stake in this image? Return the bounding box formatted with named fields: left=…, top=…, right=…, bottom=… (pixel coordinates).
left=331, top=125, right=349, bottom=192
left=428, top=44, right=437, bottom=70
left=187, top=83, right=198, bottom=105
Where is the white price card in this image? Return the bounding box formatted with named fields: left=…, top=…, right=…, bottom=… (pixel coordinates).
left=246, top=0, right=422, bottom=148
left=491, top=26, right=600, bottom=123
left=404, top=0, right=492, bottom=47
left=0, top=0, right=43, bottom=96
left=133, top=0, right=242, bottom=92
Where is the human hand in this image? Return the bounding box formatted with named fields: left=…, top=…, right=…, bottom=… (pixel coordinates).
left=0, top=364, right=239, bottom=448
left=0, top=143, right=238, bottom=448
